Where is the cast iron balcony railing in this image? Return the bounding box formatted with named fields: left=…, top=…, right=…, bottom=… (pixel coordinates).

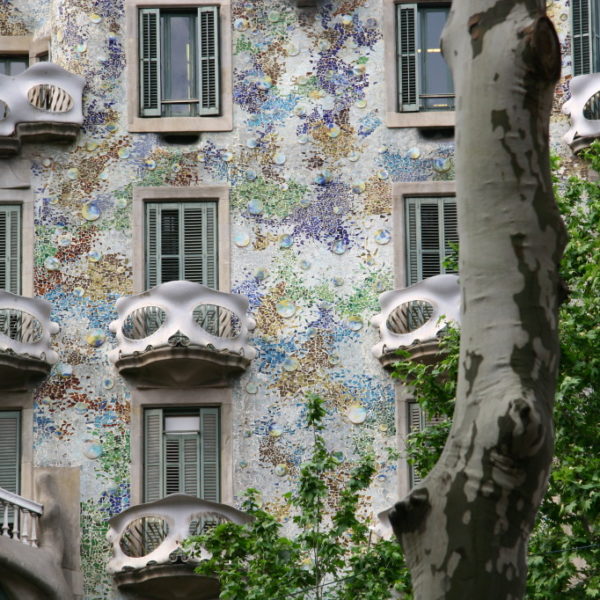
left=563, top=73, right=600, bottom=153
left=0, top=291, right=59, bottom=390
left=107, top=494, right=251, bottom=600
left=0, top=487, right=43, bottom=547
left=371, top=274, right=460, bottom=367
left=0, top=62, right=84, bottom=156
left=109, top=281, right=257, bottom=386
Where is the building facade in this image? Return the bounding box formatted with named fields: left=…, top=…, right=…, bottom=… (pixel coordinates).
left=0, top=0, right=596, bottom=598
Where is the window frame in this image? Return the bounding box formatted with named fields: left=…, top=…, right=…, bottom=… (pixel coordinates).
left=144, top=405, right=220, bottom=502
left=392, top=181, right=456, bottom=288
left=126, top=0, right=232, bottom=133
left=132, top=185, right=230, bottom=294
left=0, top=165, right=34, bottom=297
left=571, top=0, right=600, bottom=76
left=130, top=387, right=233, bottom=506
left=384, top=0, right=455, bottom=128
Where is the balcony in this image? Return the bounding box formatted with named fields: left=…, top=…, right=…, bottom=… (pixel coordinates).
left=107, top=494, right=251, bottom=600
left=109, top=281, right=257, bottom=387
left=0, top=62, right=84, bottom=156
left=563, top=73, right=600, bottom=153
left=0, top=291, right=59, bottom=390
left=371, top=274, right=460, bottom=367
left=0, top=487, right=73, bottom=599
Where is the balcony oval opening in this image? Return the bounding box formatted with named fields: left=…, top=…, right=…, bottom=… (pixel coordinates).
left=27, top=84, right=74, bottom=113
left=119, top=516, right=169, bottom=558
left=193, top=304, right=241, bottom=339
left=583, top=91, right=600, bottom=121
left=188, top=511, right=232, bottom=536
left=0, top=100, right=9, bottom=120
left=0, top=308, right=43, bottom=343
left=386, top=300, right=434, bottom=334
left=122, top=306, right=167, bottom=340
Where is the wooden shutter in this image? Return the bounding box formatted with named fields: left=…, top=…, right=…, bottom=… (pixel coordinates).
left=0, top=206, right=21, bottom=294
left=405, top=197, right=457, bottom=285
left=197, top=6, right=220, bottom=116
left=200, top=407, right=219, bottom=502
left=139, top=8, right=162, bottom=117
left=407, top=403, right=422, bottom=487
left=572, top=0, right=593, bottom=76
left=146, top=202, right=218, bottom=289
left=0, top=411, right=20, bottom=494
left=183, top=202, right=218, bottom=288
left=144, top=409, right=164, bottom=502
left=397, top=4, right=419, bottom=111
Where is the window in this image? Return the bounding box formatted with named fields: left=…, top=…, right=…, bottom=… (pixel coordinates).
left=0, top=205, right=21, bottom=294
left=384, top=1, right=454, bottom=128
left=407, top=402, right=443, bottom=487
left=144, top=407, right=220, bottom=502
left=572, top=0, right=600, bottom=75
left=405, top=196, right=457, bottom=286
left=139, top=7, right=219, bottom=117
left=145, top=201, right=217, bottom=289
left=0, top=410, right=20, bottom=495
left=126, top=1, right=232, bottom=132
left=397, top=4, right=454, bottom=113
left=0, top=55, right=28, bottom=75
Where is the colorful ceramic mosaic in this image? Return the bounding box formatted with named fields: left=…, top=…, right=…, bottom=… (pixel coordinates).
left=0, top=0, right=576, bottom=597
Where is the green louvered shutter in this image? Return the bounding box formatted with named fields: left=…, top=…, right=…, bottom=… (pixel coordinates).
left=397, top=4, right=419, bottom=111
left=146, top=202, right=218, bottom=289
left=200, top=407, right=219, bottom=502
left=0, top=206, right=21, bottom=294
left=407, top=403, right=423, bottom=487
left=405, top=197, right=457, bottom=285
left=140, top=8, right=162, bottom=117
left=164, top=433, right=201, bottom=496
left=443, top=198, right=459, bottom=273
left=144, top=409, right=164, bottom=502
left=146, top=204, right=159, bottom=288
left=0, top=411, right=20, bottom=495
left=198, top=6, right=220, bottom=116
left=183, top=202, right=218, bottom=288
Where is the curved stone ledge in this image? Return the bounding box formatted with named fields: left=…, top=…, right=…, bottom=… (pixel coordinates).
left=562, top=73, right=600, bottom=152
left=371, top=274, right=460, bottom=369
left=0, top=291, right=59, bottom=391
left=109, top=281, right=256, bottom=387
left=0, top=63, right=84, bottom=155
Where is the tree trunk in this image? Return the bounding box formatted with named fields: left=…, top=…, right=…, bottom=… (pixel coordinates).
left=383, top=2, right=566, bottom=598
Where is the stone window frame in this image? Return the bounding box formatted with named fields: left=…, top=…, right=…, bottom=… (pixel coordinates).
left=131, top=185, right=230, bottom=294
left=383, top=0, right=455, bottom=129
left=392, top=180, right=456, bottom=286
left=129, top=388, right=234, bottom=506
left=392, top=180, right=455, bottom=497
left=125, top=0, right=233, bottom=133
left=0, top=35, right=50, bottom=65
left=0, top=164, right=35, bottom=297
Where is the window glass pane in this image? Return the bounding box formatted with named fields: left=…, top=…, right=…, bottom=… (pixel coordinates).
left=0, top=56, right=28, bottom=76
left=165, top=415, right=200, bottom=433
left=419, top=8, right=454, bottom=111
left=161, top=11, right=197, bottom=117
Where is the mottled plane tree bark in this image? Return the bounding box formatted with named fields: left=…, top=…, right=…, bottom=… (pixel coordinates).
left=382, top=1, right=567, bottom=598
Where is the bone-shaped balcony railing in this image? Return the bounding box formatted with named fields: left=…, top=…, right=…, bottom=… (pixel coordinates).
left=0, top=487, right=43, bottom=548
left=106, top=494, right=251, bottom=574
left=562, top=73, right=600, bottom=152
left=108, top=281, right=257, bottom=363
left=0, top=290, right=59, bottom=364
left=0, top=63, right=84, bottom=138
left=371, top=274, right=460, bottom=363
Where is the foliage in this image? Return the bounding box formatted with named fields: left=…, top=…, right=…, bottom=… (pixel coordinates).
left=391, top=144, right=600, bottom=597
left=184, top=395, right=410, bottom=600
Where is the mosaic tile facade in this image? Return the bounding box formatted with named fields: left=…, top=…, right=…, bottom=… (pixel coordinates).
left=0, top=0, right=577, bottom=597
